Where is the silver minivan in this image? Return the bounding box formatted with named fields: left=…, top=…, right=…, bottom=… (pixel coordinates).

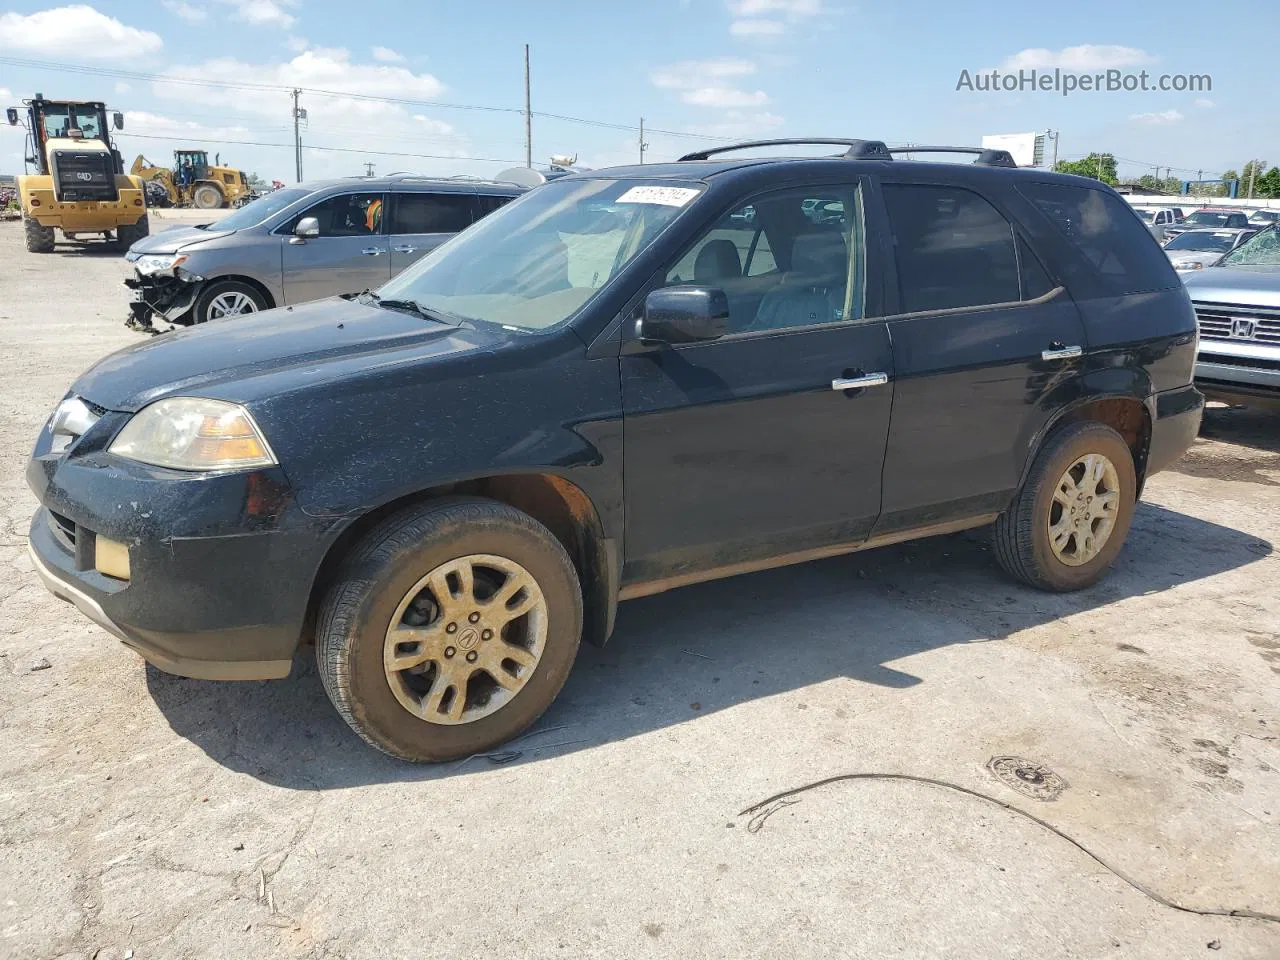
left=124, top=174, right=523, bottom=327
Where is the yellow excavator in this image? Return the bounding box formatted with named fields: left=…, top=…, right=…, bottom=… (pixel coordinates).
left=6, top=93, right=148, bottom=252
left=130, top=150, right=254, bottom=209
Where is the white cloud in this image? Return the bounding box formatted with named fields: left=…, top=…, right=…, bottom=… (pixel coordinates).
left=163, top=0, right=208, bottom=21
left=0, top=5, right=163, bottom=59
left=216, top=0, right=297, bottom=28
left=1195, top=97, right=1215, bottom=109
left=114, top=82, right=132, bottom=94
left=1130, top=108, right=1183, bottom=125
left=687, top=110, right=784, bottom=138
left=286, top=35, right=308, bottom=52
left=372, top=46, right=404, bottom=63
left=730, top=19, right=786, bottom=36
left=999, top=44, right=1155, bottom=71
left=651, top=57, right=769, bottom=108
left=727, top=0, right=822, bottom=16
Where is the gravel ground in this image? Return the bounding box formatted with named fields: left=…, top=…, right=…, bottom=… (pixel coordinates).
left=1, top=219, right=1278, bottom=959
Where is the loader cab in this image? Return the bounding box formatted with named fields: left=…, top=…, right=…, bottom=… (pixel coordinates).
left=174, top=150, right=210, bottom=181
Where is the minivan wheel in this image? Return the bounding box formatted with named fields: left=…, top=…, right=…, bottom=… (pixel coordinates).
left=993, top=421, right=1137, bottom=592
left=316, top=498, right=583, bottom=762
left=192, top=280, right=267, bottom=323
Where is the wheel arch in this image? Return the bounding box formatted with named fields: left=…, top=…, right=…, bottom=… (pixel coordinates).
left=302, top=472, right=618, bottom=653
left=200, top=274, right=277, bottom=310
left=1021, top=392, right=1153, bottom=497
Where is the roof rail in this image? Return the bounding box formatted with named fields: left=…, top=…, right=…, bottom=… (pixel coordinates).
left=885, top=145, right=1017, bottom=168
left=677, top=138, right=893, bottom=162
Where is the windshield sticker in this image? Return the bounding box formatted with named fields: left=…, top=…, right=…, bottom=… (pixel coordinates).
left=615, top=186, right=700, bottom=207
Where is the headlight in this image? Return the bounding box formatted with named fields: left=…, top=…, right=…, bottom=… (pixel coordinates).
left=134, top=253, right=188, bottom=276
left=1177, top=260, right=1204, bottom=271
left=109, top=398, right=277, bottom=472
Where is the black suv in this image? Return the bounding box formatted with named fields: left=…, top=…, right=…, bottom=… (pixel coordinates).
left=28, top=138, right=1203, bottom=761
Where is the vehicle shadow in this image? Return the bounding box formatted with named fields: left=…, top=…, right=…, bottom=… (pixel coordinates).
left=48, top=244, right=127, bottom=259
left=1172, top=405, right=1280, bottom=485
left=145, top=501, right=1272, bottom=790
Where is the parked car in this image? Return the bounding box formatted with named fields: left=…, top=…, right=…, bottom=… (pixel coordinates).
left=28, top=138, right=1203, bottom=761
left=124, top=174, right=523, bottom=327
left=1163, top=227, right=1257, bottom=270
left=1183, top=226, right=1280, bottom=408
left=1163, top=207, right=1251, bottom=241
left=1133, top=206, right=1179, bottom=242
left=1247, top=209, right=1280, bottom=229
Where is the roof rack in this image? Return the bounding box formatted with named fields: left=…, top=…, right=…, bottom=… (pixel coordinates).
left=676, top=138, right=1017, bottom=168
left=885, top=145, right=1017, bottom=168
left=678, top=139, right=893, bottom=162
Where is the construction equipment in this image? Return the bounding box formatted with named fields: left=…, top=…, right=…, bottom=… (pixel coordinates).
left=130, top=150, right=254, bottom=209
left=5, top=93, right=148, bottom=253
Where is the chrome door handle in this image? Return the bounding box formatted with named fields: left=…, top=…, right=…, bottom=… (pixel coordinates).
left=831, top=372, right=890, bottom=391
left=392, top=245, right=416, bottom=254
left=361, top=247, right=384, bottom=256
left=1041, top=345, right=1083, bottom=361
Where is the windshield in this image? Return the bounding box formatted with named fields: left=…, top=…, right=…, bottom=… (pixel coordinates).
left=377, top=178, right=704, bottom=331
left=1186, top=211, right=1233, bottom=226
left=1250, top=211, right=1279, bottom=222
left=1219, top=227, right=1280, bottom=267
left=40, top=103, right=104, bottom=141
left=1165, top=232, right=1235, bottom=252
left=211, top=187, right=310, bottom=231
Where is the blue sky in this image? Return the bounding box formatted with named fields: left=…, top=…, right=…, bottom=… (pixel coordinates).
left=1, top=0, right=1276, bottom=183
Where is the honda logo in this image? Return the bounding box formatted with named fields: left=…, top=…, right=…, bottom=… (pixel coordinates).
left=1230, top=318, right=1257, bottom=340
left=75, top=171, right=93, bottom=181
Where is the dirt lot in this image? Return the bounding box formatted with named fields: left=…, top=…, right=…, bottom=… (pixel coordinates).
left=1, top=219, right=1278, bottom=959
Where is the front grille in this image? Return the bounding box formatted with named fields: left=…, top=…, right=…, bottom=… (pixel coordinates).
left=48, top=510, right=76, bottom=549
left=51, top=150, right=119, bottom=202
left=1192, top=301, right=1280, bottom=344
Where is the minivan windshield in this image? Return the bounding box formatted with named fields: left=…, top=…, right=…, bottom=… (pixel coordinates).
left=376, top=178, right=704, bottom=331
left=209, top=187, right=310, bottom=231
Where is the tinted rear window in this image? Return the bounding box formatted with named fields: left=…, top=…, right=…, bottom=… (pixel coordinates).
left=1017, top=181, right=1177, bottom=295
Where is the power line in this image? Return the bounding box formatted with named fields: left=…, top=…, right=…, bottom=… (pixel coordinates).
left=0, top=54, right=737, bottom=142
left=116, top=131, right=528, bottom=165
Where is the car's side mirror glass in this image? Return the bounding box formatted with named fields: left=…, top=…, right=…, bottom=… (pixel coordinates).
left=293, top=216, right=320, bottom=239
left=638, top=286, right=729, bottom=345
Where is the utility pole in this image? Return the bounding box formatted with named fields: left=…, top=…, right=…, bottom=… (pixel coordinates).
left=638, top=117, right=648, bottom=164
left=364, top=162, right=375, bottom=177
left=1247, top=159, right=1258, bottom=200
left=523, top=44, right=532, bottom=169
left=1044, top=129, right=1059, bottom=170
left=291, top=89, right=304, bottom=182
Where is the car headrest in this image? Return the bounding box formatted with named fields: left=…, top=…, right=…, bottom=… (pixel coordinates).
left=694, top=238, right=743, bottom=283
left=790, top=230, right=847, bottom=279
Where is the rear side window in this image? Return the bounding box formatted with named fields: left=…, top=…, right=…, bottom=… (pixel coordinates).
left=1017, top=181, right=1176, bottom=295
left=475, top=194, right=516, bottom=217
left=882, top=183, right=1020, bottom=313
left=391, top=192, right=474, bottom=234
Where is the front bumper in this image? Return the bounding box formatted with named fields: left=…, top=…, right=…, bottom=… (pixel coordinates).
left=1146, top=383, right=1205, bottom=476
left=27, top=427, right=341, bottom=681
left=1195, top=340, right=1280, bottom=406
left=124, top=272, right=202, bottom=325
left=27, top=188, right=147, bottom=231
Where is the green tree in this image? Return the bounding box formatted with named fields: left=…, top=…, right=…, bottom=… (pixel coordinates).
left=1053, top=153, right=1118, bottom=185
left=1256, top=167, right=1280, bottom=199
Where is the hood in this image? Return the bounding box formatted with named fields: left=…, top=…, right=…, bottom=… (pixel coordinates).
left=1183, top=265, right=1280, bottom=306
left=71, top=298, right=510, bottom=413
left=126, top=224, right=236, bottom=256
left=45, top=136, right=111, bottom=155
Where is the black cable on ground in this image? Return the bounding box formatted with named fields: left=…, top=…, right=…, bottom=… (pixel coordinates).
left=738, top=772, right=1280, bottom=925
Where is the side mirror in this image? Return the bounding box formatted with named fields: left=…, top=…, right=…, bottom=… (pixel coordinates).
left=5, top=108, right=17, bottom=126
left=638, top=286, right=728, bottom=345
left=113, top=111, right=124, bottom=131
left=293, top=216, right=320, bottom=240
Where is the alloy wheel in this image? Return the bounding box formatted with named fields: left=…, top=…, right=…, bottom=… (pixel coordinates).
left=1047, top=453, right=1121, bottom=566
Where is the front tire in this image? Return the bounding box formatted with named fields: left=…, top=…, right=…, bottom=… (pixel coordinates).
left=23, top=212, right=54, bottom=253
left=316, top=498, right=583, bottom=762
left=192, top=184, right=223, bottom=209
left=993, top=421, right=1137, bottom=591
left=191, top=280, right=267, bottom=324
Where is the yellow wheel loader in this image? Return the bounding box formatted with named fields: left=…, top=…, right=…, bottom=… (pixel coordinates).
left=130, top=150, right=254, bottom=210
left=5, top=94, right=148, bottom=253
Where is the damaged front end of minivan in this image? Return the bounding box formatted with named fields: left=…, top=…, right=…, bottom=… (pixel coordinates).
left=123, top=252, right=205, bottom=330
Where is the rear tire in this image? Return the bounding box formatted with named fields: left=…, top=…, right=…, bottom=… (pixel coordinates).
left=191, top=280, right=268, bottom=324
left=115, top=214, right=150, bottom=251
left=192, top=184, right=223, bottom=209
left=993, top=421, right=1137, bottom=592
left=23, top=212, right=54, bottom=253
left=316, top=498, right=583, bottom=762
